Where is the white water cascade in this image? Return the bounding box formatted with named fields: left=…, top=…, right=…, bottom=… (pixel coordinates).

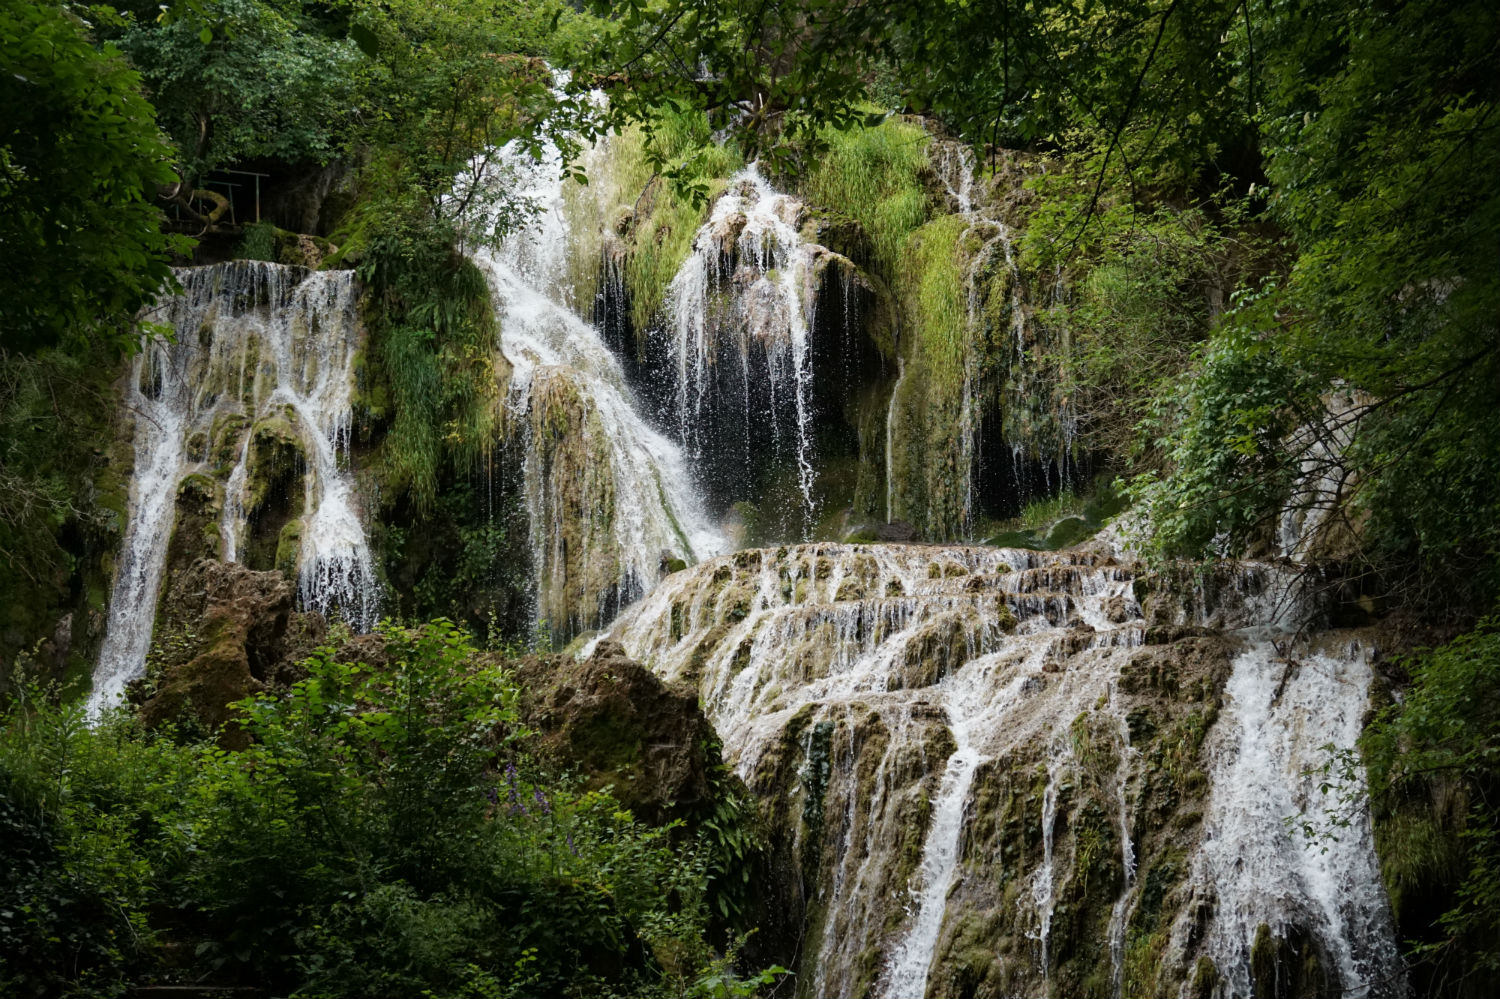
left=660, top=166, right=824, bottom=532
left=593, top=541, right=1405, bottom=998
left=469, top=139, right=726, bottom=633
left=89, top=262, right=377, bottom=717
left=1184, top=637, right=1407, bottom=997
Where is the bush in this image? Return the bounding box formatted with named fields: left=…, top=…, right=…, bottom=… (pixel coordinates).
left=1364, top=618, right=1500, bottom=996
left=0, top=622, right=772, bottom=998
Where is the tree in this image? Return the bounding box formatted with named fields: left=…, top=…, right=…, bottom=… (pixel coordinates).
left=114, top=0, right=364, bottom=182
left=0, top=2, right=188, bottom=355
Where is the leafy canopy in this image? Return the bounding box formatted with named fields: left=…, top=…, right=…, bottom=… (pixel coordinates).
left=0, top=3, right=189, bottom=355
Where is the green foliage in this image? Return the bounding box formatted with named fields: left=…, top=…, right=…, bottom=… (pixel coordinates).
left=1024, top=174, right=1254, bottom=461
left=1129, top=289, right=1317, bottom=560
left=1138, top=0, right=1500, bottom=595
left=0, top=2, right=190, bottom=355
left=236, top=220, right=278, bottom=261
left=602, top=0, right=1500, bottom=604
left=0, top=346, right=129, bottom=687
left=334, top=0, right=602, bottom=254
left=0, top=622, right=758, bottom=997
left=886, top=214, right=974, bottom=538
left=116, top=0, right=362, bottom=179
left=798, top=117, right=931, bottom=280
left=355, top=226, right=502, bottom=513
left=379, top=478, right=531, bottom=643
left=1364, top=618, right=1500, bottom=994
left=0, top=683, right=198, bottom=997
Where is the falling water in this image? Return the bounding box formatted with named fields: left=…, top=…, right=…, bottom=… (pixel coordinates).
left=1184, top=637, right=1407, bottom=997
left=468, top=138, right=726, bottom=634
left=90, top=262, right=377, bottom=717
left=660, top=166, right=821, bottom=532
left=1106, top=695, right=1139, bottom=999
left=933, top=139, right=976, bottom=215
left=594, top=541, right=1404, bottom=997
left=881, top=654, right=1032, bottom=998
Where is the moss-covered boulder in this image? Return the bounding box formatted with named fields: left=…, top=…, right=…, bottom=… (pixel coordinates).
left=137, top=559, right=315, bottom=744
left=510, top=639, right=716, bottom=826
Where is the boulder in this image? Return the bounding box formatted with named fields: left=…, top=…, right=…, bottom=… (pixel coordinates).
left=510, top=640, right=715, bottom=825
left=138, top=559, right=321, bottom=743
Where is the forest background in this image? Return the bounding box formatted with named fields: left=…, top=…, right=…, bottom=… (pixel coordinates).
left=1, top=0, right=1497, bottom=995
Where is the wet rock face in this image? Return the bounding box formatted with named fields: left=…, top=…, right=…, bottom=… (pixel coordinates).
left=597, top=542, right=1405, bottom=999
left=90, top=262, right=378, bottom=717
left=136, top=558, right=321, bottom=743
left=511, top=640, right=715, bottom=826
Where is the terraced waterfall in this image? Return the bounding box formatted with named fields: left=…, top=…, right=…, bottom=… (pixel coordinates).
left=84, top=119, right=1409, bottom=999
left=596, top=542, right=1406, bottom=997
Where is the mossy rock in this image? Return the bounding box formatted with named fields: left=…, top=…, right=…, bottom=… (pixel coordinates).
left=510, top=640, right=717, bottom=826
left=210, top=411, right=251, bottom=470
left=138, top=559, right=299, bottom=746
left=163, top=474, right=224, bottom=578
left=274, top=519, right=303, bottom=577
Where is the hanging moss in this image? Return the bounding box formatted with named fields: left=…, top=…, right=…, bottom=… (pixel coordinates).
left=576, top=111, right=743, bottom=341
left=274, top=519, right=303, bottom=577
left=887, top=214, right=973, bottom=537
left=527, top=370, right=625, bottom=637
left=357, top=246, right=503, bottom=516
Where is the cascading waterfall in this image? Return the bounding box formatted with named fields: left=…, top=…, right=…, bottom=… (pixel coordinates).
left=469, top=137, right=726, bottom=634
left=1182, top=637, right=1406, bottom=997
left=89, top=262, right=377, bottom=717
left=659, top=166, right=824, bottom=532
left=593, top=541, right=1405, bottom=998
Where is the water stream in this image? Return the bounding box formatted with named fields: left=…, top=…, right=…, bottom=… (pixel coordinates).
left=90, top=262, right=376, bottom=716
left=469, top=138, right=726, bottom=634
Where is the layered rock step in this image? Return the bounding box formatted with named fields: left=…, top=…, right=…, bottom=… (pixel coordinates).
left=595, top=542, right=1404, bottom=999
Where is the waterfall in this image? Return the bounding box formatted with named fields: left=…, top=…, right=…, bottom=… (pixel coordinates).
left=1279, top=386, right=1365, bottom=561
left=1185, top=638, right=1406, bottom=997
left=594, top=542, right=1405, bottom=998
left=658, top=166, right=823, bottom=534
left=469, top=138, right=726, bottom=635
left=89, top=262, right=377, bottom=717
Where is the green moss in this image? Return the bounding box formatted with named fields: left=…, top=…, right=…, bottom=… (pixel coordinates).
left=245, top=414, right=304, bottom=514
left=1190, top=956, right=1219, bottom=999
left=210, top=411, right=250, bottom=471
left=274, top=519, right=303, bottom=577
left=887, top=214, right=976, bottom=538
left=525, top=370, right=630, bottom=637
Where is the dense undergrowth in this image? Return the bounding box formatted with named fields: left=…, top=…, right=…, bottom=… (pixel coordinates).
left=0, top=621, right=772, bottom=998
left=1362, top=620, right=1500, bottom=996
